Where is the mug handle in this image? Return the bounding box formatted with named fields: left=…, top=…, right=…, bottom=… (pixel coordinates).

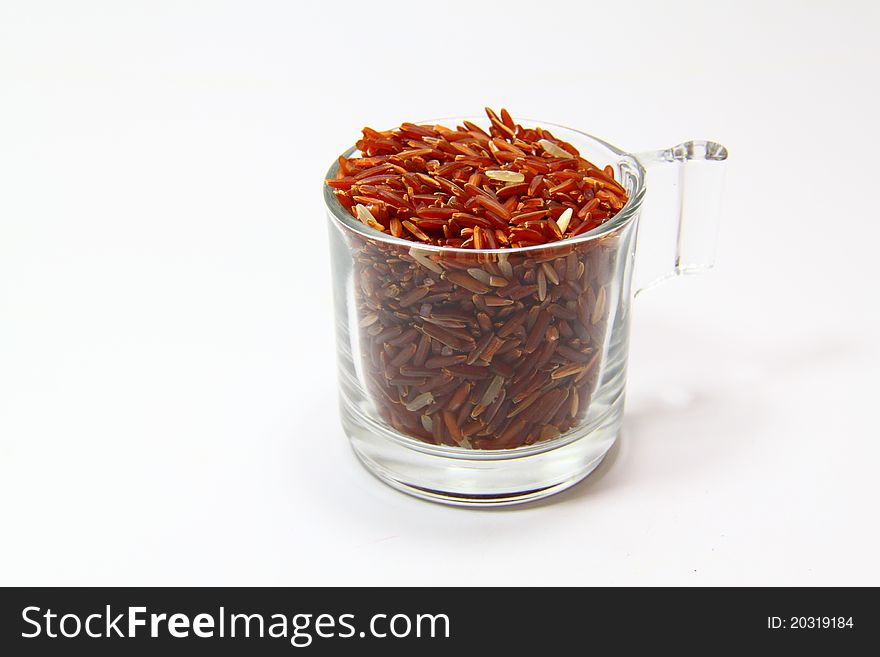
left=631, top=140, right=728, bottom=295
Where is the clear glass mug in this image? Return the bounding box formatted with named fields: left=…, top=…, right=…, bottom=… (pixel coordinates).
left=325, top=118, right=727, bottom=506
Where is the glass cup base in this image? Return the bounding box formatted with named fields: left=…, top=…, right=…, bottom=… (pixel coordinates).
left=341, top=392, right=624, bottom=507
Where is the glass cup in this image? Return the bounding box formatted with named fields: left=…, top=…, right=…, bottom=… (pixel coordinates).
left=325, top=118, right=727, bottom=506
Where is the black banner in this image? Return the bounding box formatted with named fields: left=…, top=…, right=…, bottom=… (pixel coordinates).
left=0, top=587, right=873, bottom=654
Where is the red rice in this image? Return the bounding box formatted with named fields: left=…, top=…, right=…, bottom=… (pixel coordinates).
left=328, top=108, right=627, bottom=248
left=332, top=109, right=625, bottom=450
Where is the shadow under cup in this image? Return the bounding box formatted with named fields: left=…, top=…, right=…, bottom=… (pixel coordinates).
left=326, top=123, right=645, bottom=506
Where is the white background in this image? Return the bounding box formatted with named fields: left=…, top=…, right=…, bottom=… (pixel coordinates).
left=1, top=0, right=878, bottom=586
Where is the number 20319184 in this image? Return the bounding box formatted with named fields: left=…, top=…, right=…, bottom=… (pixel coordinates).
left=768, top=617, right=854, bottom=630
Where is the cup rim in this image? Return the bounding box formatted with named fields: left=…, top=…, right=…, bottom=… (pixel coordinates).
left=323, top=117, right=646, bottom=254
